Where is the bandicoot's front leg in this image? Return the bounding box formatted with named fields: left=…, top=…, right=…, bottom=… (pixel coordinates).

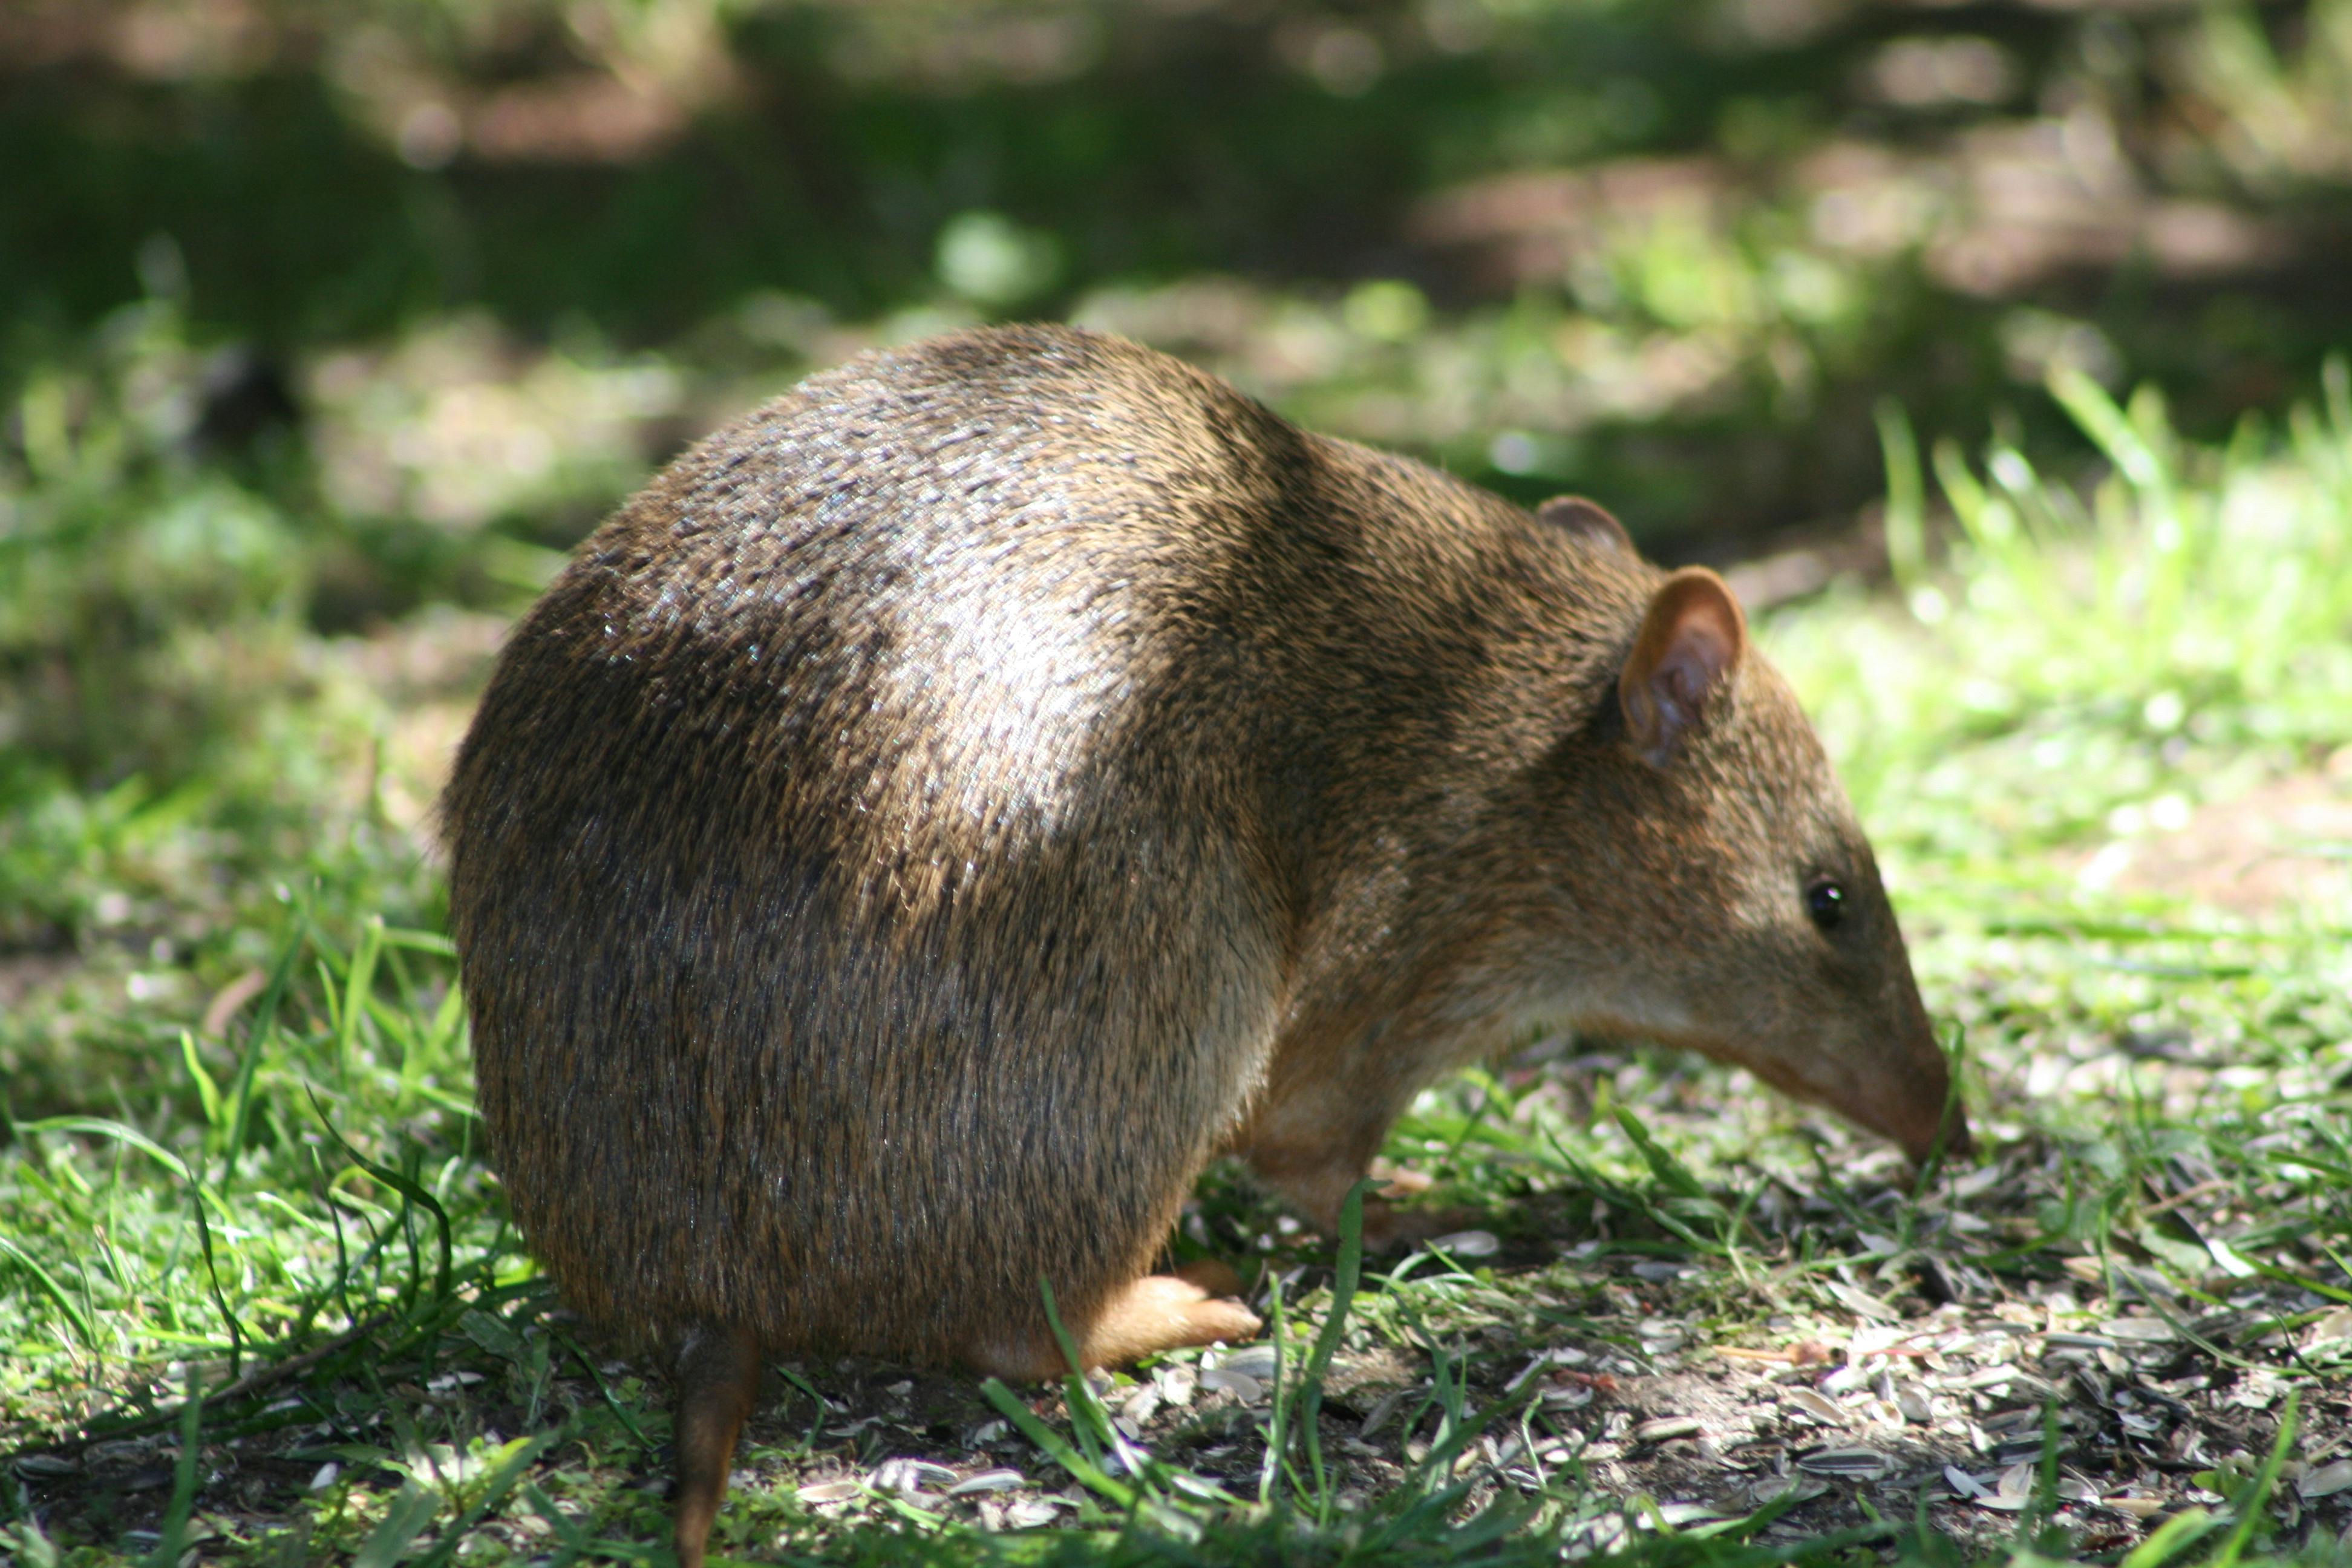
left=1231, top=1091, right=1476, bottom=1250
left=1254, top=1157, right=1484, bottom=1250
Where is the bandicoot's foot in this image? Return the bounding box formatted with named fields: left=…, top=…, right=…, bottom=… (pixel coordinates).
left=1086, top=1274, right=1263, bottom=1366
left=969, top=1273, right=1263, bottom=1380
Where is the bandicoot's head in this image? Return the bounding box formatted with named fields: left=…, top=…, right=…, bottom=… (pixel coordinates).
left=1522, top=531, right=1968, bottom=1162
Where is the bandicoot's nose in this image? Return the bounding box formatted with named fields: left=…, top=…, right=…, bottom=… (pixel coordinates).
left=1851, top=973, right=1972, bottom=1164
left=1846, top=1046, right=1971, bottom=1164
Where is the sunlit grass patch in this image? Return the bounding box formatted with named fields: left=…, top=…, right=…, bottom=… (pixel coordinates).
left=1777, top=363, right=2352, bottom=897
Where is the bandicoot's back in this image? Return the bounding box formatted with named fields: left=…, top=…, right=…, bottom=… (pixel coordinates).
left=443, top=324, right=1964, bottom=1567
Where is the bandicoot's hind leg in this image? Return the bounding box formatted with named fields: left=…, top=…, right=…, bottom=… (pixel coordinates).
left=671, top=1322, right=760, bottom=1568
left=970, top=1272, right=1262, bottom=1381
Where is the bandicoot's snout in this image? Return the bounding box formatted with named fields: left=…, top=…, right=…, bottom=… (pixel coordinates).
left=1852, top=1051, right=1971, bottom=1163
left=1817, top=1016, right=1971, bottom=1164
left=1722, top=1028, right=1969, bottom=1165
left=1710, top=962, right=1970, bottom=1166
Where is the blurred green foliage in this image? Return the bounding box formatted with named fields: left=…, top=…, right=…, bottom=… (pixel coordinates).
left=9, top=0, right=2352, bottom=509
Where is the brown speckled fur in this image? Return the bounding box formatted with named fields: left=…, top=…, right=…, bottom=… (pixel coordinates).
left=440, top=324, right=1964, bottom=1562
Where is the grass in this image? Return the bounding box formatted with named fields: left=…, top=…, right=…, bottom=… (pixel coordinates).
left=4, top=343, right=2351, bottom=1567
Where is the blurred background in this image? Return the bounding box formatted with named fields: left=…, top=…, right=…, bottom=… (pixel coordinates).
left=4, top=0, right=2350, bottom=1103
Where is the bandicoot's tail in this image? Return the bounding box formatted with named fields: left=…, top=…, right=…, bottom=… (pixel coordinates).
left=672, top=1323, right=760, bottom=1568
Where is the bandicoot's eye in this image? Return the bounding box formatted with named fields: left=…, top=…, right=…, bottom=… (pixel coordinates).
left=1805, top=877, right=1846, bottom=932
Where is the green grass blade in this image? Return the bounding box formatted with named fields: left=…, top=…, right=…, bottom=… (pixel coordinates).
left=979, top=1377, right=1136, bottom=1509
left=2212, top=1387, right=2298, bottom=1568
left=220, top=900, right=310, bottom=1186
left=311, top=1089, right=455, bottom=1310
left=143, top=1368, right=204, bottom=1568
left=188, top=1155, right=250, bottom=1379
left=0, top=1235, right=97, bottom=1347
left=178, top=1031, right=225, bottom=1129
left=15, top=1118, right=195, bottom=1184
left=350, top=1480, right=444, bottom=1568
left=1255, top=1270, right=1287, bottom=1507
left=2051, top=364, right=2171, bottom=499
left=1876, top=397, right=1926, bottom=588
left=410, top=1428, right=565, bottom=1568
left=1294, top=1178, right=1371, bottom=1517
left=338, top=914, right=385, bottom=1086
left=1036, top=1275, right=1123, bottom=1481
left=1612, top=1108, right=1708, bottom=1201
left=2120, top=1507, right=2220, bottom=1568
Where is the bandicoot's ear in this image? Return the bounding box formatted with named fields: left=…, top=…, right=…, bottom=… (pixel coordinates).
left=1619, top=567, right=1747, bottom=766
left=1536, top=495, right=1634, bottom=555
